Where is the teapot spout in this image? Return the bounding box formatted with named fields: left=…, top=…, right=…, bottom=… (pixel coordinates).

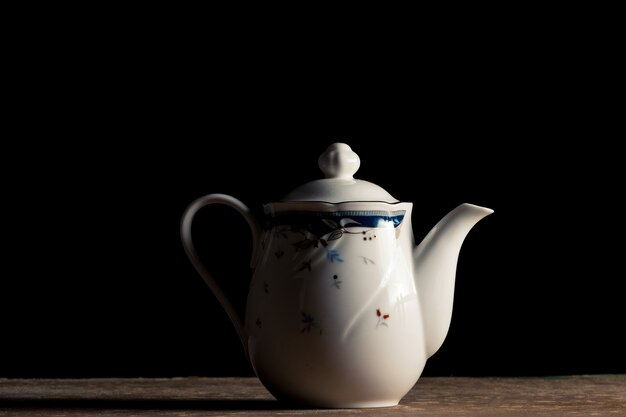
left=414, top=203, right=493, bottom=358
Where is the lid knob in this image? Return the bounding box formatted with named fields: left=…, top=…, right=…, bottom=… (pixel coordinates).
left=318, top=143, right=360, bottom=180
left=281, top=142, right=398, bottom=202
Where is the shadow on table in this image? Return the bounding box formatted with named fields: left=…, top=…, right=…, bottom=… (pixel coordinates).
left=0, top=398, right=291, bottom=411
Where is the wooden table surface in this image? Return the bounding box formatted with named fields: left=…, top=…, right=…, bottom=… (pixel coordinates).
left=1, top=375, right=624, bottom=416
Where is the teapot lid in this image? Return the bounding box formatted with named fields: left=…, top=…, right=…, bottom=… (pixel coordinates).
left=282, top=143, right=399, bottom=203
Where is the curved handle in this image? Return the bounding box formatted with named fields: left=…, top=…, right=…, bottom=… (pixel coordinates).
left=180, top=193, right=261, bottom=358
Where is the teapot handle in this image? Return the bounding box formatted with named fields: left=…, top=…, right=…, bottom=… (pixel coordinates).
left=180, top=193, right=261, bottom=358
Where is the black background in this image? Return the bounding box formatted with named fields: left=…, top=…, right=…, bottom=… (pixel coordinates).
left=2, top=21, right=624, bottom=378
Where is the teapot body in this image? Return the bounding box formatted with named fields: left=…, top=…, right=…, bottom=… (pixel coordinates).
left=244, top=202, right=426, bottom=407
left=181, top=144, right=494, bottom=408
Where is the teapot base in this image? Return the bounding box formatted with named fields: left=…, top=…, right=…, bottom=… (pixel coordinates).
left=307, top=401, right=399, bottom=409
left=273, top=394, right=400, bottom=409
left=317, top=400, right=400, bottom=409
left=263, top=379, right=403, bottom=409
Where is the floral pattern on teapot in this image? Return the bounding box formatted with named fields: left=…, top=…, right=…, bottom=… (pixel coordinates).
left=262, top=210, right=406, bottom=270
left=250, top=209, right=407, bottom=339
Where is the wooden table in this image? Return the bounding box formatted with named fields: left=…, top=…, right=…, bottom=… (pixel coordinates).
left=1, top=375, right=624, bottom=416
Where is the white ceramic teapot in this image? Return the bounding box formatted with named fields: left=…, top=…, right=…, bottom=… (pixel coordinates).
left=181, top=143, right=493, bottom=408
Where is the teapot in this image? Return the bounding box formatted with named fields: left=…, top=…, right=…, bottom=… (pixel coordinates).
left=181, top=143, right=493, bottom=408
